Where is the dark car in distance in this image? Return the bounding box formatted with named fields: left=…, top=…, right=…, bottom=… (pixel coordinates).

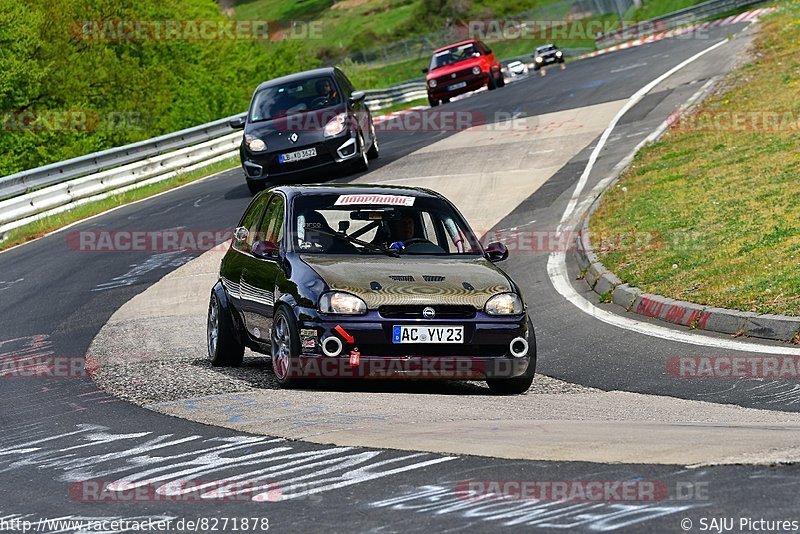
left=533, top=44, right=564, bottom=70
left=423, top=39, right=505, bottom=107
left=229, top=67, right=379, bottom=195
left=207, top=184, right=536, bottom=394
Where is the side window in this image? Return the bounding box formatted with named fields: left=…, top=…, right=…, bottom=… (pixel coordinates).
left=259, top=195, right=285, bottom=248
left=234, top=195, right=268, bottom=253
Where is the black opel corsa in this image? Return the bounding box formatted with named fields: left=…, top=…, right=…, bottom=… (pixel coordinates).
left=229, top=67, right=379, bottom=195
left=207, top=184, right=536, bottom=394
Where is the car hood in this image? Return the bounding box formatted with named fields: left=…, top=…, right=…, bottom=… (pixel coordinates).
left=301, top=255, right=513, bottom=309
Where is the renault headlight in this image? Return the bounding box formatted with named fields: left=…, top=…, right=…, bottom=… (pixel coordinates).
left=472, top=66, right=481, bottom=75
left=246, top=136, right=266, bottom=152
left=323, top=113, right=348, bottom=138
left=485, top=293, right=523, bottom=315
left=428, top=79, right=437, bottom=88
left=555, top=50, right=563, bottom=57
left=319, top=291, right=367, bottom=315
left=535, top=56, right=543, bottom=63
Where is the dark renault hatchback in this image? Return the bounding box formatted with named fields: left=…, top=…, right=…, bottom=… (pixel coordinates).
left=207, top=184, right=536, bottom=395
left=230, top=67, right=379, bottom=195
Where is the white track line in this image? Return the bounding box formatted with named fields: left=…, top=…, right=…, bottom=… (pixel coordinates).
left=547, top=38, right=800, bottom=356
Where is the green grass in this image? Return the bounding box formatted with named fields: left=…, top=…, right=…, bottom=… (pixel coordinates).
left=0, top=157, right=239, bottom=252
left=633, top=0, right=710, bottom=20
left=590, top=1, right=800, bottom=316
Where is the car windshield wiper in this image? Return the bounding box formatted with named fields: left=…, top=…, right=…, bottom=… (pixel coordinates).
left=314, top=228, right=400, bottom=258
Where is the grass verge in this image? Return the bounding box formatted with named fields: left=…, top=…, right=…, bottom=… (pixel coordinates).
left=589, top=1, right=800, bottom=316
left=0, top=157, right=239, bottom=253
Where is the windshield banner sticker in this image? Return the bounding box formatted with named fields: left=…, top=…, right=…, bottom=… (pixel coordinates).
left=334, top=194, right=416, bottom=207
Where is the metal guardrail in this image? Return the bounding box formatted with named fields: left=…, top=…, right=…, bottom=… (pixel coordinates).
left=596, top=0, right=767, bottom=47
left=0, top=112, right=246, bottom=203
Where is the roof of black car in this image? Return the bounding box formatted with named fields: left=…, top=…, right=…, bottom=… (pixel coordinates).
left=272, top=184, right=444, bottom=201
left=254, top=67, right=338, bottom=92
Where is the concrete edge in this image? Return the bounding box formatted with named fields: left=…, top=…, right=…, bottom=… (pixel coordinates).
left=571, top=84, right=800, bottom=345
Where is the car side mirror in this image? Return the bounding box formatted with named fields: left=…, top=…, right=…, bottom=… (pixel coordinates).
left=421, top=68, right=429, bottom=74
left=252, top=240, right=279, bottom=259
left=233, top=226, right=249, bottom=243
left=229, top=116, right=246, bottom=129
left=485, top=241, right=508, bottom=262
left=349, top=91, right=366, bottom=103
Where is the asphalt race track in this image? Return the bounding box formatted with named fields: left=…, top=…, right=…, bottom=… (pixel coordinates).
left=2, top=21, right=800, bottom=533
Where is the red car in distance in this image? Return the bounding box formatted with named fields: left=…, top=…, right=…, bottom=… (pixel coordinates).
left=423, top=39, right=505, bottom=107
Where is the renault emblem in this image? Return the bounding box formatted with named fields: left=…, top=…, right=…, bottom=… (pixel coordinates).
left=289, top=133, right=299, bottom=143
left=422, top=307, right=435, bottom=319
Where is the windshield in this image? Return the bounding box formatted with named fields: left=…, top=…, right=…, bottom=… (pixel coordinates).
left=291, top=193, right=482, bottom=256
left=430, top=43, right=482, bottom=70
left=249, top=76, right=341, bottom=122
left=536, top=45, right=556, bottom=54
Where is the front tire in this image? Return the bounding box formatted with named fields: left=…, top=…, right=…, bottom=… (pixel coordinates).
left=428, top=96, right=439, bottom=107
left=207, top=290, right=244, bottom=367
left=271, top=306, right=304, bottom=388
left=352, top=133, right=369, bottom=172
left=367, top=132, right=379, bottom=160
left=497, top=72, right=505, bottom=87
left=486, top=318, right=536, bottom=395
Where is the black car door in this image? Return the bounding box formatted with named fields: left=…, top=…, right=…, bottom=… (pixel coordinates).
left=220, top=193, right=269, bottom=310
left=239, top=193, right=285, bottom=343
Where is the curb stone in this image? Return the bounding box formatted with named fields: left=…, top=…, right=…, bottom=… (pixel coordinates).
left=574, top=239, right=800, bottom=342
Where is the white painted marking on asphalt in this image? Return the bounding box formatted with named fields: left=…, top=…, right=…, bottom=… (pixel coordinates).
left=0, top=424, right=456, bottom=502
left=0, top=278, right=23, bottom=292
left=370, top=484, right=702, bottom=530
left=92, top=251, right=191, bottom=291
left=558, top=38, right=729, bottom=229
left=549, top=39, right=800, bottom=355
left=611, top=62, right=648, bottom=73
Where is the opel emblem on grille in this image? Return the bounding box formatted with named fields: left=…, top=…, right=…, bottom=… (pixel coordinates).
left=422, top=307, right=435, bottom=319
left=289, top=133, right=299, bottom=143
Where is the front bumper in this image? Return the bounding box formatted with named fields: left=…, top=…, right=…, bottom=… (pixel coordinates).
left=292, top=307, right=531, bottom=380
left=428, top=73, right=489, bottom=100
left=241, top=131, right=361, bottom=182
left=535, top=55, right=564, bottom=67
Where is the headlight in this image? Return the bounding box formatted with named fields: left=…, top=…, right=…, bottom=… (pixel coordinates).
left=246, top=136, right=266, bottom=152
left=319, top=291, right=367, bottom=315
left=428, top=79, right=437, bottom=88
left=535, top=56, right=543, bottom=63
left=472, top=66, right=481, bottom=75
left=485, top=293, right=523, bottom=316
left=323, top=113, right=348, bottom=138
left=555, top=50, right=563, bottom=57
